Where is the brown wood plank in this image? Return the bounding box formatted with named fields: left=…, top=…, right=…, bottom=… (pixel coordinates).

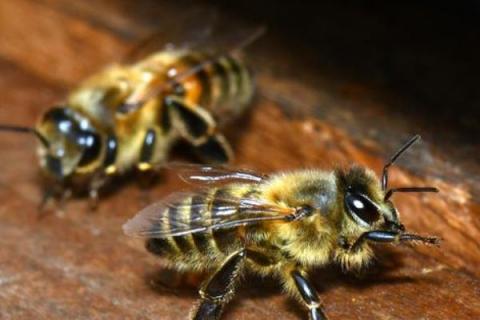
left=0, top=0, right=127, bottom=86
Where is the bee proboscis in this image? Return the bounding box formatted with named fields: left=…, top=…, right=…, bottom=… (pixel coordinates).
left=124, top=135, right=440, bottom=320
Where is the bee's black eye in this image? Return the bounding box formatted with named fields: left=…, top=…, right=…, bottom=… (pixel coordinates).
left=345, top=192, right=380, bottom=226
left=78, top=131, right=101, bottom=167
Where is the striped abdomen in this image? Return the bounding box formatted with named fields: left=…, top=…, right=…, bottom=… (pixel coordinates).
left=172, top=52, right=253, bottom=121
left=145, top=187, right=253, bottom=269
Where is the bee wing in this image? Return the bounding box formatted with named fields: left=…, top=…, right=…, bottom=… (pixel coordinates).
left=118, top=10, right=265, bottom=114
left=125, top=6, right=263, bottom=62
left=123, top=190, right=294, bottom=238
left=166, top=162, right=267, bottom=185
left=124, top=7, right=219, bottom=63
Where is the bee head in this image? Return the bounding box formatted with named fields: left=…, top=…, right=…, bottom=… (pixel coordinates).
left=337, top=166, right=398, bottom=232
left=338, top=135, right=437, bottom=234
left=36, top=107, right=102, bottom=180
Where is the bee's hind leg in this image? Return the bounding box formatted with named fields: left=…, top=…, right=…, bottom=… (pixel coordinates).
left=191, top=249, right=245, bottom=320
left=163, top=96, right=232, bottom=164
left=194, top=133, right=233, bottom=164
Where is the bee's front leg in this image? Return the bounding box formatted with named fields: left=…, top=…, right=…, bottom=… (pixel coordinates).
left=38, top=182, right=71, bottom=217
left=38, top=186, right=57, bottom=214
left=283, top=267, right=328, bottom=320
left=88, top=171, right=112, bottom=210
left=136, top=128, right=163, bottom=203
left=192, top=249, right=245, bottom=320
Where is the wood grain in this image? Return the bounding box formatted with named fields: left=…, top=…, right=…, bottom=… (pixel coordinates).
left=0, top=1, right=478, bottom=319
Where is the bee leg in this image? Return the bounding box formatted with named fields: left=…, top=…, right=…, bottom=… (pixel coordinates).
left=136, top=128, right=162, bottom=199
left=194, top=133, right=233, bottom=164
left=138, top=128, right=157, bottom=173
left=192, top=249, right=245, bottom=320
left=350, top=231, right=440, bottom=252
left=38, top=187, right=55, bottom=214
left=164, top=96, right=216, bottom=142
left=38, top=185, right=71, bottom=217
left=88, top=173, right=110, bottom=210
left=164, top=96, right=232, bottom=164
left=59, top=188, right=72, bottom=212
left=285, top=269, right=328, bottom=320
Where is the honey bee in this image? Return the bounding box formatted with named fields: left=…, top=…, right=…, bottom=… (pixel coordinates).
left=123, top=135, right=440, bottom=320
left=0, top=23, right=263, bottom=205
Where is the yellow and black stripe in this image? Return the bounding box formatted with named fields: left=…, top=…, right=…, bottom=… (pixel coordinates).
left=211, top=188, right=243, bottom=254
left=145, top=187, right=251, bottom=261
left=176, top=52, right=253, bottom=117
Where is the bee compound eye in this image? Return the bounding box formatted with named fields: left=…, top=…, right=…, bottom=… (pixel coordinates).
left=345, top=193, right=380, bottom=226
left=44, top=107, right=69, bottom=123
left=78, top=131, right=102, bottom=167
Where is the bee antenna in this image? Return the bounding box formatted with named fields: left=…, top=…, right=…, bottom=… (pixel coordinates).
left=384, top=186, right=439, bottom=201
left=381, top=134, right=421, bottom=191
left=0, top=124, right=50, bottom=148
left=231, top=25, right=267, bottom=54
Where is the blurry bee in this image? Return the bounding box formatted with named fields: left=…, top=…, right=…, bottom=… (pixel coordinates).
left=123, top=135, right=440, bottom=320
left=0, top=22, right=263, bottom=205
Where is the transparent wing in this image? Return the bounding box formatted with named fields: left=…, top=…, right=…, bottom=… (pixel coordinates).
left=166, top=162, right=267, bottom=185
left=123, top=190, right=294, bottom=238
left=124, top=7, right=220, bottom=63
left=125, top=6, right=264, bottom=62
left=119, top=9, right=265, bottom=114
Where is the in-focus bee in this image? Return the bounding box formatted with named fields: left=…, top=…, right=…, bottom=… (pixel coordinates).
left=123, top=135, right=440, bottom=320
left=0, top=22, right=263, bottom=204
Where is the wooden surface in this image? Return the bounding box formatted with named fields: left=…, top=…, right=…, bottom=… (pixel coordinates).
left=0, top=1, right=479, bottom=319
